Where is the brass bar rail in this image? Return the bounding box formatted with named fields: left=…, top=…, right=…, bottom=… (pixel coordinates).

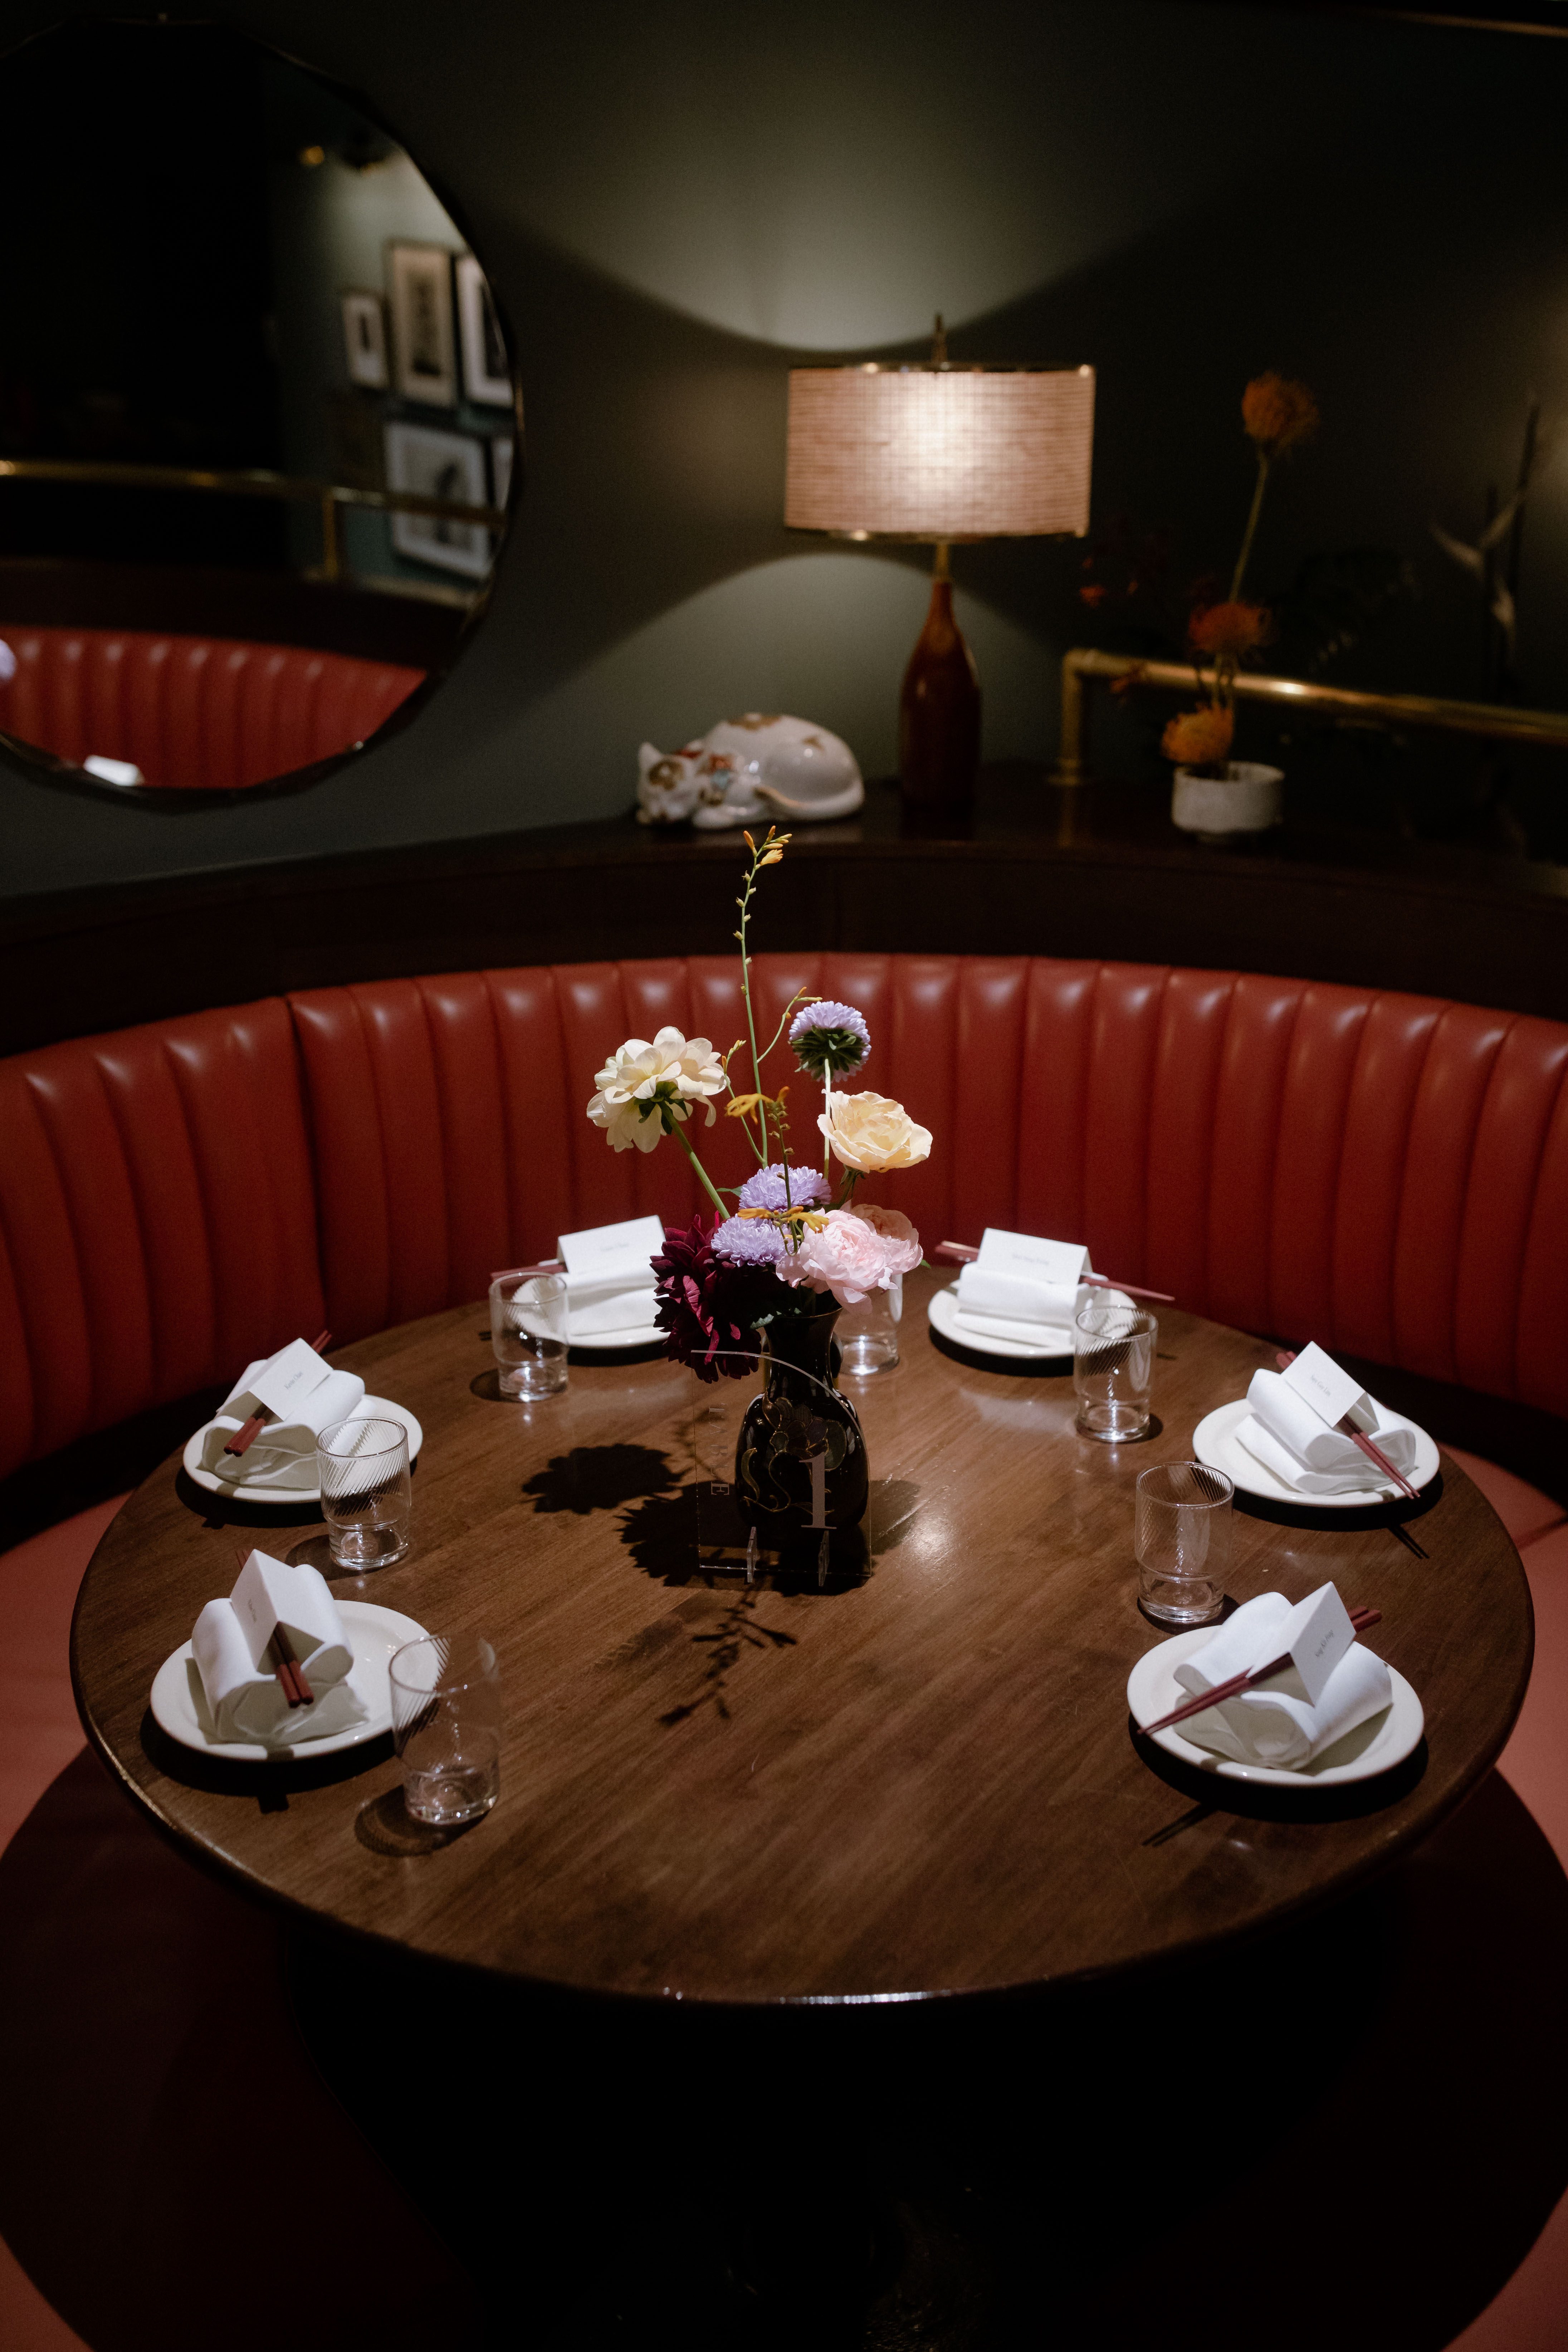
left=1053, top=645, right=1568, bottom=786
left=0, top=456, right=507, bottom=584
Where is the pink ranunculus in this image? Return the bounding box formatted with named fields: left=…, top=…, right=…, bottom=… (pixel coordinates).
left=849, top=1202, right=922, bottom=1277
left=778, top=1208, right=901, bottom=1304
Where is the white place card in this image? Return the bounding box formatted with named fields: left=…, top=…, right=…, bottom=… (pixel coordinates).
left=1279, top=1342, right=1367, bottom=1433
left=246, top=1338, right=332, bottom=1420
left=558, top=1213, right=667, bottom=1288
left=975, top=1229, right=1089, bottom=1289
left=1272, top=1583, right=1357, bottom=1706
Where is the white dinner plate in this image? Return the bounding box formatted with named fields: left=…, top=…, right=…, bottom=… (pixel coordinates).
left=568, top=1316, right=665, bottom=1355
left=182, top=1395, right=424, bottom=1507
left=150, top=1599, right=429, bottom=1764
left=1126, top=1626, right=1425, bottom=1787
left=926, top=1281, right=1135, bottom=1364
left=1192, top=1397, right=1440, bottom=1510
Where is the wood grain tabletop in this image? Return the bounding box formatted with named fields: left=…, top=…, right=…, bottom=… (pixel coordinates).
left=71, top=1270, right=1533, bottom=2005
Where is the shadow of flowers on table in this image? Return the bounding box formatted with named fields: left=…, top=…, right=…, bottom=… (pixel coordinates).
left=616, top=1488, right=803, bottom=1726
left=522, top=1443, right=680, bottom=1516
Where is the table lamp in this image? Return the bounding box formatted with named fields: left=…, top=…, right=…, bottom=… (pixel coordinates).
left=785, top=321, right=1095, bottom=812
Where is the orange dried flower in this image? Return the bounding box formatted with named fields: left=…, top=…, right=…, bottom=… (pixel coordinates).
left=1162, top=705, right=1235, bottom=768
left=1189, top=600, right=1270, bottom=659
left=1242, top=373, right=1318, bottom=454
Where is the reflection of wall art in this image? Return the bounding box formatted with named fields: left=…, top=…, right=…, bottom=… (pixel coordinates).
left=456, top=254, right=511, bottom=407
left=491, top=432, right=515, bottom=512
left=388, top=242, right=456, bottom=407
left=384, top=420, right=489, bottom=577
left=340, top=289, right=388, bottom=390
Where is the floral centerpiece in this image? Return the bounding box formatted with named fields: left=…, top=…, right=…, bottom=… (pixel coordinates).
left=585, top=828, right=931, bottom=1568
left=1162, top=373, right=1318, bottom=832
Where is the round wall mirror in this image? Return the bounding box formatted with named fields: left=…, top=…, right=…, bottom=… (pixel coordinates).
left=0, top=19, right=518, bottom=801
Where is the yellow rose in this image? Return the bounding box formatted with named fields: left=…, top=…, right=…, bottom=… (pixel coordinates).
left=818, top=1091, right=932, bottom=1175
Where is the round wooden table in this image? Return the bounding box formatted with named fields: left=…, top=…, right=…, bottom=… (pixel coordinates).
left=73, top=1270, right=1533, bottom=2005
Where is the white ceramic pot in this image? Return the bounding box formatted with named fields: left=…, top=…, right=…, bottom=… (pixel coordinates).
left=1171, top=761, right=1284, bottom=842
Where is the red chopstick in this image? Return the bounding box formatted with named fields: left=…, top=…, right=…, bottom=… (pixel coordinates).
left=935, top=1242, right=1174, bottom=1306
left=223, top=1329, right=333, bottom=1458
left=1274, top=1350, right=1419, bottom=1501
left=272, top=1622, right=314, bottom=1709
left=1139, top=1605, right=1382, bottom=1738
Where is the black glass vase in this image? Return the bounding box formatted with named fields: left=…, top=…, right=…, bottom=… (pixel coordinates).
left=735, top=1304, right=869, bottom=1580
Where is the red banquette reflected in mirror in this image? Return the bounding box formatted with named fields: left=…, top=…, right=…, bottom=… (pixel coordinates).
left=0, top=19, right=518, bottom=799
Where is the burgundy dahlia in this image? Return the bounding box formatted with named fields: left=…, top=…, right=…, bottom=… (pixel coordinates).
left=651, top=1213, right=776, bottom=1383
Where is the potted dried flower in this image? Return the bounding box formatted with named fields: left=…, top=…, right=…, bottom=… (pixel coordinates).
left=1166, top=372, right=1319, bottom=841
left=586, top=828, right=930, bottom=1575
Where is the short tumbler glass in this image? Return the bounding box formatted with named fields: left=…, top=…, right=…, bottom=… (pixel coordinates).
left=316, top=1416, right=412, bottom=1570
left=389, top=1633, right=501, bottom=1826
left=1135, top=1461, right=1234, bottom=1625
left=838, top=1274, right=901, bottom=1377
left=490, top=1272, right=570, bottom=1399
left=1074, top=1305, right=1157, bottom=1440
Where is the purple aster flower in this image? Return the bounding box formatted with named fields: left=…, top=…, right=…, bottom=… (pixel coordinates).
left=737, top=1162, right=831, bottom=1211
left=711, top=1214, right=787, bottom=1265
left=789, top=1000, right=870, bottom=1077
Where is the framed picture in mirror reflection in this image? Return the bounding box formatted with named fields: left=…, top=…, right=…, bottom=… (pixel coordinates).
left=340, top=290, right=389, bottom=390
left=384, top=421, right=489, bottom=578
left=388, top=241, right=457, bottom=408
left=456, top=254, right=511, bottom=407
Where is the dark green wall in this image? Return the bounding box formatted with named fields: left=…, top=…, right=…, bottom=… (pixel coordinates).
left=3, top=0, right=1565, bottom=897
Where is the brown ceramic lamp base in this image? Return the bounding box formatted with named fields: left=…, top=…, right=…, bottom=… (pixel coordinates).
left=899, top=542, right=980, bottom=812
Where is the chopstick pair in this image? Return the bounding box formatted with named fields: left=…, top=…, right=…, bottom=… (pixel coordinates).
left=1274, top=1350, right=1419, bottom=1501
left=1139, top=1604, right=1383, bottom=1739
left=223, top=1329, right=333, bottom=1458
left=271, top=1623, right=314, bottom=1710
left=934, top=1241, right=1174, bottom=1307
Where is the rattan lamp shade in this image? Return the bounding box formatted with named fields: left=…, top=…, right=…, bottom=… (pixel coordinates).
left=785, top=363, right=1095, bottom=542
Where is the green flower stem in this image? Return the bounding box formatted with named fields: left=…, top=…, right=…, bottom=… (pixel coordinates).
left=736, top=845, right=768, bottom=1163
left=1230, top=449, right=1270, bottom=603
left=674, top=1122, right=730, bottom=1218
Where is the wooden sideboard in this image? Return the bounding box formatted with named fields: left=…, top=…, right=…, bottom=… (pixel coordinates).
left=3, top=765, right=1567, bottom=1055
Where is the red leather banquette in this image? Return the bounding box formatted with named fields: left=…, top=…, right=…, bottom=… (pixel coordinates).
left=0, top=624, right=423, bottom=789
left=4, top=953, right=1567, bottom=1482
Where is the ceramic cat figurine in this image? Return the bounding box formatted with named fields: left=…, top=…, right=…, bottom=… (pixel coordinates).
left=636, top=713, right=864, bottom=829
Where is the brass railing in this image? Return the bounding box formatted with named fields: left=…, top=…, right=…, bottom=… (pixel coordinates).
left=0, top=456, right=508, bottom=585
left=1054, top=645, right=1568, bottom=785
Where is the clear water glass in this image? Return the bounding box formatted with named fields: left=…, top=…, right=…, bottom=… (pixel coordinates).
left=1135, top=1461, right=1233, bottom=1625
left=490, top=1271, right=569, bottom=1398
left=316, top=1416, right=412, bottom=1569
left=1074, top=1304, right=1157, bottom=1440
left=838, top=1274, right=901, bottom=1377
left=389, top=1633, right=502, bottom=1826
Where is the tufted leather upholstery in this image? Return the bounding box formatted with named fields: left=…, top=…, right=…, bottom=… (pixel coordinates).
left=0, top=999, right=324, bottom=1473
left=2, top=955, right=1566, bottom=1483
left=0, top=625, right=422, bottom=789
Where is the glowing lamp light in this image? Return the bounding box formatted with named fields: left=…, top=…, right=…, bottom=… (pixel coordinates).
left=785, top=343, right=1095, bottom=813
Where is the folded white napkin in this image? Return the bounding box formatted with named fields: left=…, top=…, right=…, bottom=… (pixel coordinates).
left=1236, top=1368, right=1418, bottom=1495
left=956, top=1263, right=1082, bottom=1337
left=199, top=1354, right=366, bottom=1490
left=1169, top=1590, right=1393, bottom=1769
left=561, top=1266, right=656, bottom=1338
left=191, top=1552, right=365, bottom=1746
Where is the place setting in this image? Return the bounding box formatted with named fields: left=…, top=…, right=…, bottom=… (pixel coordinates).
left=927, top=1229, right=1168, bottom=1370
left=1118, top=1340, right=1438, bottom=1801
